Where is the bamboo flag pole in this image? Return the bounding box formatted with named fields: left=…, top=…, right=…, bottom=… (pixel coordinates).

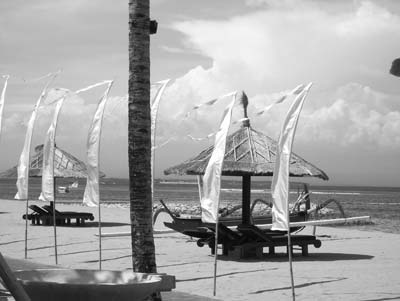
left=41, top=92, right=69, bottom=265
left=53, top=179, right=58, bottom=265
left=17, top=71, right=61, bottom=260
left=98, top=202, right=102, bottom=270
left=24, top=200, right=29, bottom=259
left=213, top=218, right=220, bottom=296
left=287, top=206, right=295, bottom=300
left=269, top=84, right=312, bottom=301
left=198, top=92, right=237, bottom=297
left=81, top=80, right=114, bottom=271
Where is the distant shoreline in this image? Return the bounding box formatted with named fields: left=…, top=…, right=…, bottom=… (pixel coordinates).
left=1, top=177, right=399, bottom=190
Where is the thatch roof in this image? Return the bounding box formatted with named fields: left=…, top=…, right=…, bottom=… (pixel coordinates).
left=164, top=125, right=329, bottom=180
left=0, top=144, right=105, bottom=178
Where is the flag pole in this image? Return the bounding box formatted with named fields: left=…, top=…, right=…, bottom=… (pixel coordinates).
left=24, top=198, right=29, bottom=259
left=98, top=201, right=102, bottom=270
left=213, top=217, right=219, bottom=296
left=270, top=84, right=312, bottom=301
left=53, top=177, right=58, bottom=265
left=16, top=71, right=60, bottom=262
left=287, top=210, right=295, bottom=300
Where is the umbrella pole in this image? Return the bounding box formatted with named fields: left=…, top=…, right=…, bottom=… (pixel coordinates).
left=213, top=219, right=219, bottom=296
left=98, top=201, right=102, bottom=270
left=53, top=178, right=58, bottom=265
left=24, top=198, right=29, bottom=259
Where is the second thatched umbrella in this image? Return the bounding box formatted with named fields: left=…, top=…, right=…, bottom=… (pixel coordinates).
left=164, top=92, right=328, bottom=225
left=1, top=144, right=104, bottom=262
left=1, top=144, right=105, bottom=180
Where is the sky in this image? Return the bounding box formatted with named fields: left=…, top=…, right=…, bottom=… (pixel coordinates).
left=1, top=0, right=400, bottom=187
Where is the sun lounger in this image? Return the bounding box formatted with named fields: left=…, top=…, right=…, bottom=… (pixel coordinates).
left=22, top=205, right=55, bottom=226
left=22, top=205, right=94, bottom=226
left=233, top=224, right=321, bottom=259
left=42, top=205, right=94, bottom=225
left=202, top=223, right=245, bottom=255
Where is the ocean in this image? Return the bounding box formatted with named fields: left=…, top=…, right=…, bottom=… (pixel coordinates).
left=1, top=178, right=399, bottom=234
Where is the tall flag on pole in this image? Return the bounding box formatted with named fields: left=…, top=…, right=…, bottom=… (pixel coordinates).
left=150, top=79, right=170, bottom=197
left=15, top=71, right=60, bottom=200
left=271, top=83, right=313, bottom=231
left=83, top=81, right=114, bottom=207
left=199, top=92, right=237, bottom=223
left=0, top=75, right=10, bottom=138
left=40, top=90, right=69, bottom=202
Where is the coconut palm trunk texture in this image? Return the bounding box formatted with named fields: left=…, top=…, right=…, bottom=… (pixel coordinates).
left=128, top=0, right=158, bottom=290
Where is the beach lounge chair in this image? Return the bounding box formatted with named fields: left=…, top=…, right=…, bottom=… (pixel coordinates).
left=42, top=205, right=94, bottom=226
left=22, top=205, right=57, bottom=226
left=201, top=223, right=246, bottom=255
left=232, top=224, right=321, bottom=258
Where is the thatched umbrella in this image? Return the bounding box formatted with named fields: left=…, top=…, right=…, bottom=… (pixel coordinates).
left=164, top=92, right=328, bottom=225
left=1, top=144, right=105, bottom=263
left=1, top=144, right=105, bottom=179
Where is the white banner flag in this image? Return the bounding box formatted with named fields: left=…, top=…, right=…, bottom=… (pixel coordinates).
left=15, top=72, right=59, bottom=200
left=271, top=83, right=312, bottom=231
left=0, top=75, right=10, bottom=138
left=40, top=91, right=69, bottom=202
left=200, top=92, right=237, bottom=223
left=150, top=79, right=170, bottom=196
left=83, top=81, right=113, bottom=207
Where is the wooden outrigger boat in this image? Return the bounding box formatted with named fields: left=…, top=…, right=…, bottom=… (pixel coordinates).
left=157, top=184, right=350, bottom=256
left=158, top=196, right=310, bottom=241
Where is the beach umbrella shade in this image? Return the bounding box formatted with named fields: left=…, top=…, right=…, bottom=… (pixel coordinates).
left=1, top=144, right=105, bottom=264
left=1, top=144, right=105, bottom=180
left=164, top=93, right=329, bottom=224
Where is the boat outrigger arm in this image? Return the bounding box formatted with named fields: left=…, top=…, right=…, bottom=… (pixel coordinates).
left=97, top=196, right=371, bottom=238
left=255, top=216, right=371, bottom=230
left=97, top=216, right=371, bottom=238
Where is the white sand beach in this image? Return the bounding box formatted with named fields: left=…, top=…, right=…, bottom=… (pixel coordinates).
left=1, top=199, right=400, bottom=301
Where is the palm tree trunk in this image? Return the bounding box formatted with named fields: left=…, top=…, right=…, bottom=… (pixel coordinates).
left=128, top=0, right=157, bottom=277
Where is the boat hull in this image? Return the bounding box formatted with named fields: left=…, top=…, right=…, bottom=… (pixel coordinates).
left=14, top=269, right=162, bottom=301
left=164, top=213, right=306, bottom=239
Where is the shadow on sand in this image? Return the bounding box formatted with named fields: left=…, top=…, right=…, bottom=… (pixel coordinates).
left=217, top=252, right=374, bottom=262
left=176, top=268, right=274, bottom=283
left=360, top=297, right=400, bottom=301
left=249, top=277, right=347, bottom=294
left=53, top=221, right=130, bottom=228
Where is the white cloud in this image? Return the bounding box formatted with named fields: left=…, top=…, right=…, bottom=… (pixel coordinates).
left=155, top=1, right=400, bottom=185
left=1, top=1, right=400, bottom=185
left=172, top=1, right=400, bottom=93
left=297, top=84, right=400, bottom=148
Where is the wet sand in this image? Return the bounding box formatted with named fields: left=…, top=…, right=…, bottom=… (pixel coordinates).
left=1, top=199, right=399, bottom=300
